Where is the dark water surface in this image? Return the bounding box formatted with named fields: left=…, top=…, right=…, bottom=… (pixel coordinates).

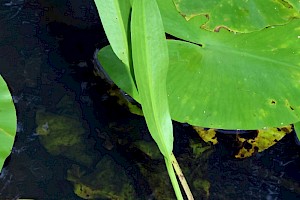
left=0, top=1, right=299, bottom=200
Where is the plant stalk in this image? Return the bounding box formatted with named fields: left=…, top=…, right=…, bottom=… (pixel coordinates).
left=171, top=153, right=194, bottom=200
left=165, top=158, right=184, bottom=200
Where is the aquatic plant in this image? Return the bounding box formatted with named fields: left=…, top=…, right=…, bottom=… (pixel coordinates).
left=94, top=0, right=300, bottom=199
left=0, top=75, right=17, bottom=171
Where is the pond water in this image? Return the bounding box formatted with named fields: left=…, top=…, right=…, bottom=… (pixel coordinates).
left=0, top=0, right=299, bottom=200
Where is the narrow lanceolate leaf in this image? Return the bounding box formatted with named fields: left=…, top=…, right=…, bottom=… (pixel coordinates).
left=94, top=0, right=131, bottom=67
left=131, top=0, right=173, bottom=158
left=0, top=75, right=16, bottom=171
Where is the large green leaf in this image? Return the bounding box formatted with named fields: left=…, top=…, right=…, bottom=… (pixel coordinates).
left=131, top=0, right=173, bottom=158
left=166, top=19, right=300, bottom=129
left=97, top=0, right=300, bottom=130
left=159, top=0, right=300, bottom=129
left=172, top=0, right=300, bottom=33
left=97, top=18, right=300, bottom=130
left=0, top=75, right=16, bottom=171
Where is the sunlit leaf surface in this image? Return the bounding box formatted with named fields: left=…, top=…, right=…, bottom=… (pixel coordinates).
left=172, top=0, right=300, bottom=32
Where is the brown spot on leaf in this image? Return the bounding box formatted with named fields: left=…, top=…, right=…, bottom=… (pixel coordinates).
left=214, top=25, right=231, bottom=32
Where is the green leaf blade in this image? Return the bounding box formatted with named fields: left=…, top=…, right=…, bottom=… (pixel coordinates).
left=94, top=0, right=131, bottom=67
left=96, top=46, right=140, bottom=102
left=0, top=75, right=16, bottom=171
left=131, top=0, right=173, bottom=157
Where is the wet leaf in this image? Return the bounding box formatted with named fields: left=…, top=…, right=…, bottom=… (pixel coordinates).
left=189, top=140, right=212, bottom=158
left=235, top=125, right=292, bottom=158
left=193, top=179, right=210, bottom=199
left=193, top=127, right=218, bottom=145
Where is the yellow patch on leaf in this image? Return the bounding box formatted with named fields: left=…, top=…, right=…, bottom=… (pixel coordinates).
left=193, top=126, right=218, bottom=145
left=235, top=125, right=292, bottom=158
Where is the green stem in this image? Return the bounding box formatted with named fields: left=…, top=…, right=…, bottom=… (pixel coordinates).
left=165, top=157, right=183, bottom=200
left=171, top=153, right=194, bottom=200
